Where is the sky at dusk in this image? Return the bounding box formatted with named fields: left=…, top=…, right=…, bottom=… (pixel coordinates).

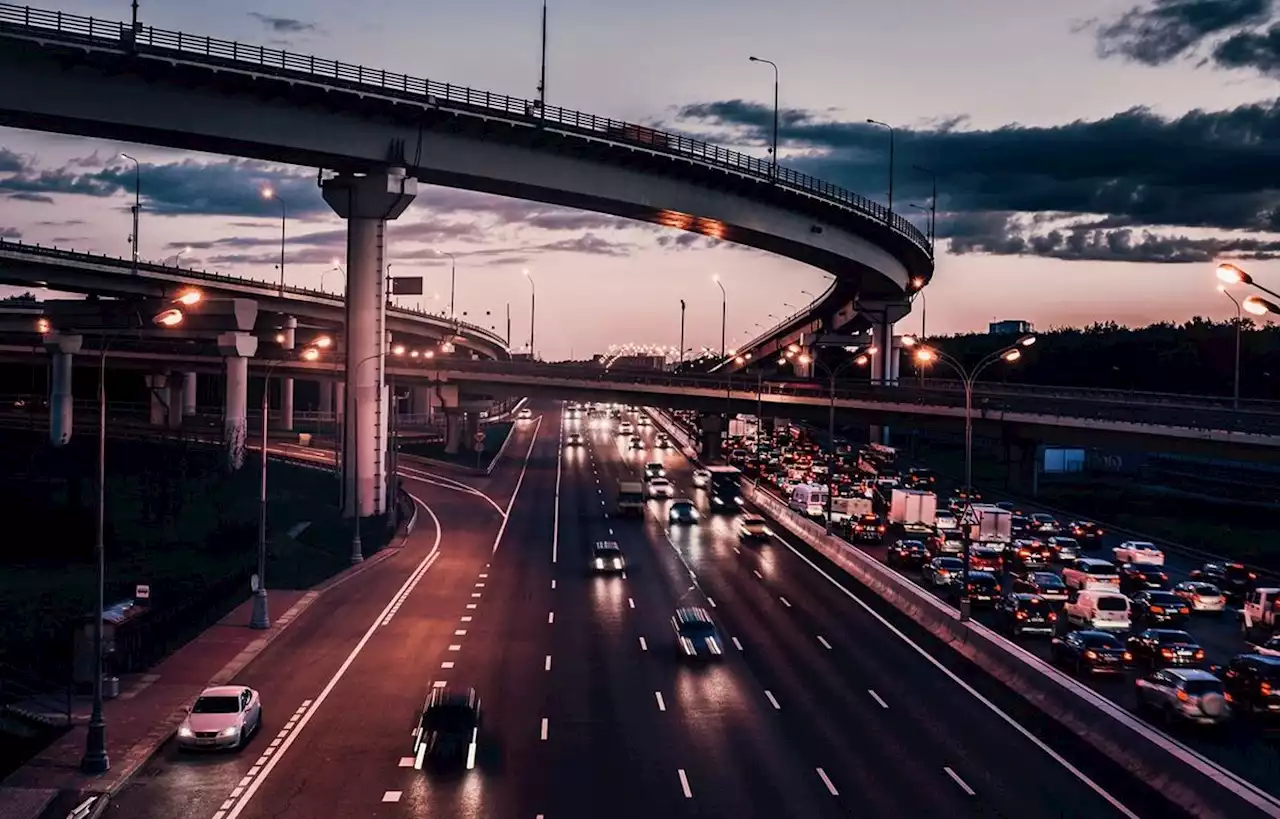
left=4, top=0, right=1280, bottom=358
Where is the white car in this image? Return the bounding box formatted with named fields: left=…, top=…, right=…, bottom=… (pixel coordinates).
left=176, top=685, right=262, bottom=750
left=517, top=407, right=532, bottom=420
left=648, top=478, right=674, bottom=498
left=618, top=422, right=634, bottom=435
left=1113, top=541, right=1164, bottom=567
left=935, top=511, right=958, bottom=531
left=566, top=432, right=583, bottom=446
left=1172, top=581, right=1226, bottom=613
left=692, top=468, right=711, bottom=488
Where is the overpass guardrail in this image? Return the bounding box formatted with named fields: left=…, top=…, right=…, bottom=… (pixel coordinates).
left=0, top=4, right=931, bottom=261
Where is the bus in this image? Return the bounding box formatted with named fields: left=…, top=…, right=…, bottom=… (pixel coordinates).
left=707, top=465, right=743, bottom=512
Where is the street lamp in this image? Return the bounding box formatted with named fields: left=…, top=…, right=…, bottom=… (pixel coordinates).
left=521, top=269, right=537, bottom=359
left=161, top=247, right=190, bottom=267
left=119, top=153, right=140, bottom=273
left=712, top=274, right=727, bottom=358
left=251, top=341, right=326, bottom=629
left=913, top=164, right=938, bottom=249
left=913, top=334, right=1036, bottom=622
left=1218, top=285, right=1242, bottom=409
left=324, top=259, right=346, bottom=294
left=1243, top=295, right=1280, bottom=316
left=261, top=187, right=287, bottom=296
left=866, top=119, right=894, bottom=220
left=747, top=56, right=779, bottom=177
left=80, top=292, right=199, bottom=774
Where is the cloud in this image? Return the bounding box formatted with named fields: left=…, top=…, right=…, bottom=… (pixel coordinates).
left=248, top=13, right=318, bottom=35
left=1093, top=0, right=1270, bottom=65
left=0, top=227, right=20, bottom=239
left=0, top=148, right=25, bottom=173
left=6, top=192, right=53, bottom=204
left=672, top=97, right=1280, bottom=261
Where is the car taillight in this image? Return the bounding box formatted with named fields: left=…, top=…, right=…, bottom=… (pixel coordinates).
left=1263, top=682, right=1273, bottom=696
left=1177, top=689, right=1190, bottom=702
left=1194, top=649, right=1205, bottom=660
left=1048, top=611, right=1057, bottom=621
left=1149, top=606, right=1164, bottom=614
left=1179, top=608, right=1189, bottom=615
left=1122, top=651, right=1133, bottom=661
left=1161, top=648, right=1175, bottom=658
left=1016, top=610, right=1027, bottom=619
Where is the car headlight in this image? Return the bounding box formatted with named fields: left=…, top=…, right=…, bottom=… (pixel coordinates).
left=713, top=497, right=722, bottom=505
left=735, top=496, right=744, bottom=504
left=219, top=726, right=239, bottom=737
left=178, top=725, right=194, bottom=738
left=613, top=558, right=623, bottom=568
left=595, top=558, right=604, bottom=568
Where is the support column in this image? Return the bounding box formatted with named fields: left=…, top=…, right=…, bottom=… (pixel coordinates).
left=218, top=332, right=259, bottom=472
left=438, top=383, right=462, bottom=454
left=413, top=386, right=432, bottom=425
left=323, top=168, right=418, bottom=520
left=166, top=373, right=182, bottom=429
left=182, top=372, right=197, bottom=416
left=318, top=380, right=334, bottom=415
left=858, top=299, right=910, bottom=448
left=279, top=317, right=296, bottom=432
left=44, top=333, right=81, bottom=447
left=146, top=374, right=168, bottom=427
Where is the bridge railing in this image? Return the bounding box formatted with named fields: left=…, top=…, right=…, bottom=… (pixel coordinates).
left=0, top=3, right=932, bottom=260
left=0, top=238, right=508, bottom=350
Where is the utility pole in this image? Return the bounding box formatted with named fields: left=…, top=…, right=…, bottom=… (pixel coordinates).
left=536, top=1, right=547, bottom=115
left=679, top=299, right=686, bottom=366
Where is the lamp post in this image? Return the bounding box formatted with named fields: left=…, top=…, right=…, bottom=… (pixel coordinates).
left=914, top=334, right=1037, bottom=622
left=866, top=119, right=894, bottom=220
left=161, top=247, right=190, bottom=267
left=521, top=269, right=537, bottom=359
left=1217, top=262, right=1280, bottom=302
left=713, top=275, right=727, bottom=358
left=1219, top=285, right=1242, bottom=410
left=913, top=164, right=937, bottom=249
left=80, top=293, right=199, bottom=774
left=348, top=350, right=387, bottom=564
left=679, top=299, right=686, bottom=366
left=119, top=153, right=140, bottom=274
left=748, top=56, right=779, bottom=177
left=324, top=260, right=346, bottom=295
left=807, top=347, right=874, bottom=533
left=261, top=188, right=287, bottom=296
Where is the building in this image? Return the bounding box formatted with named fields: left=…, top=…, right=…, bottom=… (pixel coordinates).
left=989, top=319, right=1033, bottom=336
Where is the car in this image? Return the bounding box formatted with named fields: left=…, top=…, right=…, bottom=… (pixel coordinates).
left=931, top=533, right=965, bottom=557
left=887, top=539, right=930, bottom=569
left=566, top=432, right=583, bottom=446
left=997, top=593, right=1058, bottom=636
left=672, top=607, right=723, bottom=659
left=850, top=513, right=886, bottom=543
left=1050, top=630, right=1131, bottom=675
left=618, top=421, right=634, bottom=435
left=1126, top=629, right=1205, bottom=669
left=655, top=434, right=671, bottom=449
left=968, top=545, right=1004, bottom=574
left=629, top=435, right=644, bottom=450
left=647, top=477, right=674, bottom=498
left=1010, top=514, right=1031, bottom=537
left=1118, top=563, right=1170, bottom=593
left=1190, top=562, right=1258, bottom=601
left=1135, top=669, right=1231, bottom=725
left=934, top=510, right=958, bottom=531
left=643, top=462, right=666, bottom=481
left=176, top=686, right=263, bottom=750
left=1064, top=590, right=1132, bottom=632
left=413, top=686, right=481, bottom=770
left=1012, top=571, right=1070, bottom=604
left=1171, top=582, right=1226, bottom=614
left=996, top=501, right=1021, bottom=514
left=957, top=570, right=1001, bottom=606
left=692, top=468, right=711, bottom=488
left=1030, top=513, right=1060, bottom=534
left=517, top=407, right=532, bottom=420
left=669, top=500, right=699, bottom=524
left=1250, top=635, right=1280, bottom=657
left=922, top=556, right=965, bottom=588
left=738, top=515, right=771, bottom=540
left=1062, top=558, right=1120, bottom=592
left=1217, top=654, right=1280, bottom=717
left=637, top=415, right=651, bottom=427
left=1047, top=536, right=1081, bottom=562
left=591, top=541, right=625, bottom=573
left=1068, top=520, right=1105, bottom=546
left=1008, top=538, right=1053, bottom=571
left=1129, top=590, right=1190, bottom=627
left=1113, top=541, right=1165, bottom=567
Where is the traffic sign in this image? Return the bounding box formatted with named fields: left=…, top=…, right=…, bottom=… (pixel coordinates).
left=134, top=584, right=150, bottom=600
left=474, top=441, right=485, bottom=453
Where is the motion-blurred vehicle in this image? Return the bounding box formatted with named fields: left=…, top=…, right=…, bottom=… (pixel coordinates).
left=1050, top=631, right=1131, bottom=675
left=618, top=421, right=634, bottom=435
left=1011, top=571, right=1069, bottom=604
left=1172, top=582, right=1226, bottom=614
left=1008, top=539, right=1052, bottom=571
left=1030, top=513, right=1060, bottom=534
left=922, top=557, right=964, bottom=588
left=566, top=432, right=583, bottom=446
left=1068, top=521, right=1105, bottom=547
left=1190, top=562, right=1259, bottom=601
left=1113, top=541, right=1165, bottom=567
left=968, top=545, right=1004, bottom=574
left=738, top=515, right=771, bottom=541
left=1249, top=635, right=1280, bottom=657
left=1047, top=536, right=1081, bottom=562
left=643, top=462, right=666, bottom=481
left=1118, top=563, right=1170, bottom=594
left=413, top=687, right=481, bottom=770
left=1125, top=629, right=1205, bottom=669
left=1135, top=669, right=1230, bottom=725
left=1064, top=590, right=1131, bottom=633
left=177, top=686, right=262, bottom=750
left=672, top=607, right=723, bottom=659
left=629, top=435, right=644, bottom=449
left=655, top=433, right=671, bottom=449
left=887, top=539, right=930, bottom=569
left=1062, top=558, right=1120, bottom=593
left=934, top=510, right=958, bottom=531
left=692, top=468, right=711, bottom=488
left=668, top=500, right=699, bottom=524
left=1217, top=655, right=1280, bottom=718
left=647, top=478, right=674, bottom=498
left=517, top=407, right=532, bottom=420
left=1130, top=590, right=1191, bottom=628
left=997, top=593, right=1057, bottom=636
left=850, top=513, right=886, bottom=543
left=591, top=541, right=625, bottom=573
left=957, top=571, right=1001, bottom=606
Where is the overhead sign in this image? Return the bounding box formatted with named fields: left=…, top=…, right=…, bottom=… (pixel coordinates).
left=390, top=276, right=424, bottom=295
left=135, top=584, right=150, bottom=600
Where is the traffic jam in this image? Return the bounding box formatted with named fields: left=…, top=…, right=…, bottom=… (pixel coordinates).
left=674, top=411, right=1280, bottom=731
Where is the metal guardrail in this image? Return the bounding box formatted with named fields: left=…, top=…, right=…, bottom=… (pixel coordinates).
left=0, top=4, right=932, bottom=261
left=711, top=280, right=841, bottom=370
left=0, top=239, right=510, bottom=351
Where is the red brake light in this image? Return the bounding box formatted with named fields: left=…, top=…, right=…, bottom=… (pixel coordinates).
left=1048, top=611, right=1057, bottom=621
left=1015, top=610, right=1028, bottom=619
left=1177, top=689, right=1190, bottom=702
left=1263, top=682, right=1273, bottom=696
left=1161, top=648, right=1175, bottom=658
left=1194, top=649, right=1205, bottom=659
left=1122, top=651, right=1133, bottom=661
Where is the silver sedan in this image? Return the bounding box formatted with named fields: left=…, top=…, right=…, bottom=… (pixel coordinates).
left=176, top=685, right=263, bottom=750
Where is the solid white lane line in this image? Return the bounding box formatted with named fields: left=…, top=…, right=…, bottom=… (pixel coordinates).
left=732, top=637, right=743, bottom=651
left=639, top=637, right=648, bottom=651
left=678, top=769, right=693, bottom=798
left=817, top=635, right=832, bottom=650
left=707, top=597, right=716, bottom=608
left=655, top=692, right=666, bottom=711
left=753, top=569, right=763, bottom=579
left=545, top=655, right=552, bottom=671
left=869, top=689, right=889, bottom=709
left=382, top=791, right=402, bottom=803
left=548, top=611, right=555, bottom=624
left=816, top=767, right=839, bottom=796
left=944, top=767, right=975, bottom=796
left=779, top=596, right=792, bottom=608
left=493, top=415, right=542, bottom=555
left=540, top=718, right=549, bottom=740
left=765, top=690, right=781, bottom=710
left=628, top=597, right=635, bottom=609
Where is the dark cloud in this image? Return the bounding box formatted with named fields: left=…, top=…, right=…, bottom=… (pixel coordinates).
left=656, top=233, right=723, bottom=251
left=34, top=218, right=85, bottom=226
left=0, top=148, right=25, bottom=173
left=672, top=97, right=1280, bottom=261
left=0, top=227, right=20, bottom=239
left=1093, top=0, right=1270, bottom=64
left=7, top=192, right=53, bottom=204
left=248, top=13, right=318, bottom=35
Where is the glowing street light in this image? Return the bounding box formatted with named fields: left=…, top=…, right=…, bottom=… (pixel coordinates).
left=1244, top=295, right=1280, bottom=316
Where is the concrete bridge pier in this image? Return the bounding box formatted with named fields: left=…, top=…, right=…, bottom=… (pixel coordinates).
left=146, top=374, right=169, bottom=427
left=218, top=331, right=258, bottom=472
left=1005, top=437, right=1041, bottom=497
left=279, top=316, right=296, bottom=431
left=699, top=412, right=725, bottom=461
left=860, top=299, right=910, bottom=446
left=183, top=372, right=197, bottom=416
left=167, top=373, right=183, bottom=429
left=323, top=168, right=418, bottom=520
left=44, top=332, right=81, bottom=447
left=318, top=380, right=334, bottom=416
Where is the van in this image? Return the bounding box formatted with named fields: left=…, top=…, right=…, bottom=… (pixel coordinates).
left=1065, top=590, right=1131, bottom=632
left=1062, top=558, right=1121, bottom=592
left=789, top=484, right=828, bottom=518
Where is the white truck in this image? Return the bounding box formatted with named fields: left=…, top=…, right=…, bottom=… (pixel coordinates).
left=1242, top=587, right=1280, bottom=640
left=616, top=480, right=646, bottom=517
left=888, top=489, right=937, bottom=528
left=830, top=496, right=874, bottom=523
left=789, top=483, right=829, bottom=518
left=967, top=504, right=1012, bottom=546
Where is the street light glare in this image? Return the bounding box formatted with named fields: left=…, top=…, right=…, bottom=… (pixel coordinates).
left=391, top=344, right=406, bottom=355
left=300, top=347, right=320, bottom=361
left=1217, top=262, right=1250, bottom=285
left=865, top=345, right=879, bottom=355
left=175, top=289, right=201, bottom=306
left=855, top=355, right=869, bottom=366
left=1243, top=295, right=1280, bottom=316
left=777, top=356, right=787, bottom=365
left=798, top=354, right=812, bottom=364
left=261, top=187, right=274, bottom=200
left=900, top=335, right=917, bottom=348
left=154, top=308, right=183, bottom=327
left=36, top=317, right=50, bottom=334
left=1018, top=335, right=1037, bottom=347
left=915, top=348, right=936, bottom=363
left=911, top=276, right=925, bottom=289
left=313, top=335, right=333, bottom=348
left=1003, top=349, right=1022, bottom=362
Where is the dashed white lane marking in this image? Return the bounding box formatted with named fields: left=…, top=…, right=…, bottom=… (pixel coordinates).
left=732, top=637, right=743, bottom=651
left=622, top=571, right=627, bottom=579
left=471, top=592, right=483, bottom=598
left=817, top=635, right=832, bottom=650
left=460, top=616, right=473, bottom=622
left=869, top=690, right=889, bottom=709
left=475, top=582, right=485, bottom=588
left=230, top=787, right=244, bottom=798
left=248, top=766, right=261, bottom=776
left=655, top=691, right=667, bottom=711
left=779, top=596, right=792, bottom=608
left=944, top=767, right=975, bottom=796
left=398, top=756, right=414, bottom=767
left=817, top=767, right=839, bottom=796
left=221, top=800, right=235, bottom=811
left=239, top=775, right=253, bottom=787
left=707, top=597, right=716, bottom=608
left=765, top=690, right=781, bottom=710
left=268, top=738, right=281, bottom=748
left=548, top=611, right=555, bottom=624
left=442, top=661, right=455, bottom=669
left=213, top=812, right=226, bottom=819
left=448, top=644, right=462, bottom=651
left=433, top=680, right=447, bottom=688
left=466, top=603, right=478, bottom=609
left=733, top=546, right=740, bottom=554
left=678, top=769, right=693, bottom=798
left=380, top=550, right=440, bottom=627
left=545, top=655, right=552, bottom=671
left=753, top=569, right=763, bottom=579
left=608, top=528, right=614, bottom=535
left=540, top=718, right=549, bottom=740
left=382, top=791, right=402, bottom=803
left=551, top=579, right=556, bottom=589
left=639, top=637, right=648, bottom=651
left=455, top=629, right=467, bottom=636
left=628, top=597, right=635, bottom=609
left=478, top=573, right=488, bottom=578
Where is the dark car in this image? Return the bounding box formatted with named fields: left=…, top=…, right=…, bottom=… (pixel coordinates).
left=1012, top=571, right=1070, bottom=604
left=591, top=541, right=626, bottom=573
left=969, top=545, right=1005, bottom=574
left=672, top=607, right=723, bottom=660
left=956, top=570, right=1001, bottom=606
left=413, top=687, right=481, bottom=769
left=1190, top=562, right=1259, bottom=601
left=850, top=513, right=887, bottom=543
left=1125, top=629, right=1205, bottom=669
left=997, top=593, right=1057, bottom=636
left=922, top=557, right=965, bottom=588
left=996, top=501, right=1020, bottom=513
left=1050, top=630, right=1131, bottom=675
left=1010, top=514, right=1031, bottom=536
left=1130, top=590, right=1190, bottom=627
left=1069, top=521, right=1105, bottom=547
left=1008, top=538, right=1053, bottom=571
left=905, top=468, right=937, bottom=489
left=1119, top=563, right=1171, bottom=594
left=887, top=539, right=930, bottom=569
left=1030, top=513, right=1060, bottom=534
left=1218, top=654, right=1280, bottom=717
left=1047, top=536, right=1081, bottom=562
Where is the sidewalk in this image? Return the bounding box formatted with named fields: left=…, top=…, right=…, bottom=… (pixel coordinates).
left=0, top=590, right=314, bottom=819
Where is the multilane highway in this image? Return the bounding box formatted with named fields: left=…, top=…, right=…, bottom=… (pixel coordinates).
left=105, top=401, right=1188, bottom=818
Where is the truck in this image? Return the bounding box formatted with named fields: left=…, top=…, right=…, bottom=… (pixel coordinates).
left=1242, top=587, right=1280, bottom=640
left=967, top=504, right=1013, bottom=545
left=707, top=465, right=743, bottom=512
left=888, top=489, right=937, bottom=528
left=830, top=496, right=873, bottom=523
left=788, top=483, right=829, bottom=518
left=616, top=480, right=646, bottom=517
